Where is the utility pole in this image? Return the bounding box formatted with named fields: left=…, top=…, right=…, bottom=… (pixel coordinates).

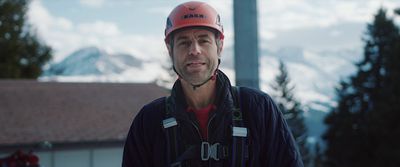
left=233, top=0, right=260, bottom=89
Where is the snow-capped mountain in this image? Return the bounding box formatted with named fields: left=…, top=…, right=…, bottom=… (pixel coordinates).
left=44, top=47, right=142, bottom=75
left=41, top=47, right=167, bottom=83
left=262, top=47, right=360, bottom=108
left=220, top=46, right=360, bottom=109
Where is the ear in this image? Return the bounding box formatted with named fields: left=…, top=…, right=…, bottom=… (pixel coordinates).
left=217, top=39, right=224, bottom=56
left=165, top=42, right=173, bottom=58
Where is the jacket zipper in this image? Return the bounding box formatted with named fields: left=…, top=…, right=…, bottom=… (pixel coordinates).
left=206, top=112, right=217, bottom=166
left=179, top=109, right=219, bottom=166
left=181, top=119, right=203, bottom=140
left=206, top=112, right=217, bottom=141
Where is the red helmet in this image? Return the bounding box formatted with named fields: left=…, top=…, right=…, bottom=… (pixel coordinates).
left=165, top=1, right=224, bottom=42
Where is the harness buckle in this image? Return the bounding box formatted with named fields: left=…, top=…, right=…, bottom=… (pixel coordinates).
left=201, top=142, right=209, bottom=161
left=201, top=142, right=221, bottom=161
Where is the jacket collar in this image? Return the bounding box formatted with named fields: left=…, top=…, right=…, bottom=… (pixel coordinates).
left=169, top=70, right=235, bottom=119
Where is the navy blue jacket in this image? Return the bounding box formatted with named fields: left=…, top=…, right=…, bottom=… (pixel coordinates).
left=122, top=71, right=303, bottom=167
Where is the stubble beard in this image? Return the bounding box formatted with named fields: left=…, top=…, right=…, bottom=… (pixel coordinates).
left=176, top=59, right=216, bottom=85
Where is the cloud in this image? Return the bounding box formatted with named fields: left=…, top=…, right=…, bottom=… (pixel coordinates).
left=147, top=6, right=173, bottom=16
left=101, top=35, right=166, bottom=61
left=28, top=0, right=166, bottom=63
left=206, top=0, right=233, bottom=20
left=79, top=0, right=106, bottom=8
left=28, top=0, right=78, bottom=61
left=263, top=22, right=365, bottom=51
left=259, top=0, right=400, bottom=31
left=77, top=21, right=120, bottom=36
left=28, top=0, right=73, bottom=32
left=257, top=0, right=400, bottom=50
left=27, top=0, right=400, bottom=64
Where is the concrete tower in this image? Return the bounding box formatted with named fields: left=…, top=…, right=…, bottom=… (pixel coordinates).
left=233, top=0, right=260, bottom=89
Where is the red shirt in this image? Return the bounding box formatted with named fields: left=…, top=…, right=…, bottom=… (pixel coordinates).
left=187, top=104, right=216, bottom=139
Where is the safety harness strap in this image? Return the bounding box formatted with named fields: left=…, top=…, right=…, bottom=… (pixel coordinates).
left=231, top=86, right=249, bottom=167
left=164, top=97, right=181, bottom=167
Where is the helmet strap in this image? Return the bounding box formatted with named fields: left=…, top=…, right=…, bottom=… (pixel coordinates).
left=173, top=59, right=220, bottom=91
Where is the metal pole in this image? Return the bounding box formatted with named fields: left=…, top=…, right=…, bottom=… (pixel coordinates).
left=233, top=0, right=260, bottom=89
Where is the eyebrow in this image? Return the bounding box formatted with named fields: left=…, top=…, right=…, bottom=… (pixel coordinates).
left=197, top=34, right=211, bottom=39
left=176, top=36, right=189, bottom=42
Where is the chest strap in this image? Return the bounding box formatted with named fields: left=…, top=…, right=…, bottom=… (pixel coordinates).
left=168, top=142, right=229, bottom=167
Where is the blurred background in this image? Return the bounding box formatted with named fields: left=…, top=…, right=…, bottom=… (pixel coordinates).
left=1, top=0, right=400, bottom=167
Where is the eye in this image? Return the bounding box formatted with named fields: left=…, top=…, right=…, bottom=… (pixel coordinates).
left=177, top=41, right=191, bottom=47
left=199, top=39, right=211, bottom=44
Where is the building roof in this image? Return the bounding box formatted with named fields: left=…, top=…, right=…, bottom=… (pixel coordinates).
left=0, top=80, right=169, bottom=150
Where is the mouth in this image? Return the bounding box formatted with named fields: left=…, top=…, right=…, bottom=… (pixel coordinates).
left=186, top=62, right=206, bottom=67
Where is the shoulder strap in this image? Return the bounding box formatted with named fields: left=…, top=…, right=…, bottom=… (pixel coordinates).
left=231, top=86, right=242, bottom=122
left=163, top=96, right=181, bottom=167
left=230, top=86, right=249, bottom=167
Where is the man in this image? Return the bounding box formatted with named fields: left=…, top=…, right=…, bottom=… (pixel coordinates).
left=122, top=1, right=303, bottom=167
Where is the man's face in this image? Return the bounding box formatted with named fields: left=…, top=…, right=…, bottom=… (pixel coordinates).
left=169, top=28, right=222, bottom=85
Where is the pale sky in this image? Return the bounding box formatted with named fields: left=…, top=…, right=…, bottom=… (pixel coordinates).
left=27, top=0, right=400, bottom=63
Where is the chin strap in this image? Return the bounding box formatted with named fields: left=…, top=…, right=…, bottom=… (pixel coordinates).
left=190, top=72, right=216, bottom=90
left=173, top=59, right=220, bottom=90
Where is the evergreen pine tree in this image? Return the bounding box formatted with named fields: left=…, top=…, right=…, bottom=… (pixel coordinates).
left=313, top=142, right=324, bottom=167
left=322, top=80, right=370, bottom=167
left=0, top=0, right=52, bottom=78
left=395, top=8, right=400, bottom=15
left=322, top=8, right=400, bottom=167
left=271, top=60, right=311, bottom=166
left=368, top=8, right=400, bottom=166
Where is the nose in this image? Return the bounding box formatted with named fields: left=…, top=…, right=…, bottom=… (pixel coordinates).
left=189, top=42, right=201, bottom=56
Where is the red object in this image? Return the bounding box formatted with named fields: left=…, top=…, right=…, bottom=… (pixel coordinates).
left=28, top=153, right=39, bottom=165
left=165, top=1, right=224, bottom=42
left=0, top=150, right=40, bottom=167
left=187, top=104, right=216, bottom=139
